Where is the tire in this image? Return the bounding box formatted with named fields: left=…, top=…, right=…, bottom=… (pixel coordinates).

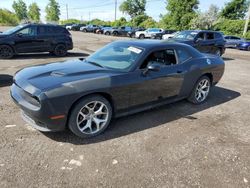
left=215, top=48, right=222, bottom=56
left=0, top=45, right=14, bottom=59
left=113, top=32, right=118, bottom=36
left=54, top=44, right=67, bottom=57
left=105, top=31, right=110, bottom=35
left=139, top=34, right=145, bottom=39
left=131, top=34, right=135, bottom=38
left=248, top=46, right=250, bottom=51
left=188, top=76, right=211, bottom=104
left=68, top=95, right=113, bottom=138
left=83, top=29, right=87, bottom=32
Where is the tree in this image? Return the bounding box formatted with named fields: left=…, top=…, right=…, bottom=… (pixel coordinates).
left=191, top=5, right=219, bottom=29
left=28, top=3, right=40, bottom=22
left=221, top=0, right=249, bottom=20
left=45, top=0, right=60, bottom=22
left=160, top=0, right=199, bottom=30
left=131, top=14, right=149, bottom=26
left=140, top=17, right=157, bottom=28
left=12, top=0, right=28, bottom=21
left=112, top=17, right=128, bottom=27
left=119, top=0, right=146, bottom=18
left=0, top=9, right=18, bottom=25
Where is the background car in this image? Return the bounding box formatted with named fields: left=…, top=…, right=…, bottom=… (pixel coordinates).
left=80, top=25, right=99, bottom=32
left=0, top=24, right=73, bottom=59
left=66, top=24, right=74, bottom=30
left=95, top=26, right=112, bottom=34
left=168, top=30, right=225, bottom=56
left=127, top=27, right=145, bottom=38
left=103, top=27, right=117, bottom=35
left=71, top=24, right=86, bottom=31
left=11, top=40, right=224, bottom=138
left=151, top=29, right=177, bottom=40
left=110, top=26, right=133, bottom=36
left=224, top=35, right=245, bottom=48
left=135, top=28, right=164, bottom=39
left=162, top=31, right=179, bottom=40
left=237, top=41, right=250, bottom=51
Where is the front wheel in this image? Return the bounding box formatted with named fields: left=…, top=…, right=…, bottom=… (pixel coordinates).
left=188, top=76, right=211, bottom=104
left=54, top=44, right=67, bottom=57
left=68, top=95, right=112, bottom=138
left=0, top=45, right=14, bottom=59
left=139, top=34, right=145, bottom=39
left=215, top=48, right=222, bottom=56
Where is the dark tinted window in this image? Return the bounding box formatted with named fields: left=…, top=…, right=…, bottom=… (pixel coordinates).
left=176, top=49, right=192, bottom=63
left=17, top=26, right=36, bottom=36
left=207, top=32, right=214, bottom=40
left=197, top=32, right=205, bottom=40
left=231, top=36, right=240, bottom=40
left=215, top=32, right=223, bottom=39
left=38, top=26, right=47, bottom=34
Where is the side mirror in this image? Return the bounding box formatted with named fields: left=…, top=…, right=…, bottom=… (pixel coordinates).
left=16, top=33, right=23, bottom=37
left=147, top=63, right=161, bottom=72
left=143, top=62, right=161, bottom=76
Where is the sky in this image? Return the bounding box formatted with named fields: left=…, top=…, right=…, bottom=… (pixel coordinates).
left=0, top=0, right=231, bottom=22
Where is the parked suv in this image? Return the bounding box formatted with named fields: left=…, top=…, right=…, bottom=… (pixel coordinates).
left=224, top=35, right=245, bottom=48
left=0, top=24, right=73, bottom=59
left=135, top=28, right=164, bottom=39
left=71, top=24, right=86, bottom=31
left=151, top=29, right=177, bottom=40
left=80, top=25, right=99, bottom=32
left=168, top=30, right=225, bottom=56
left=110, top=26, right=133, bottom=36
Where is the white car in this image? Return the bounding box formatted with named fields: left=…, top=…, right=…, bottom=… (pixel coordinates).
left=66, top=25, right=73, bottom=30
left=162, top=31, right=179, bottom=40
left=135, top=28, right=163, bottom=39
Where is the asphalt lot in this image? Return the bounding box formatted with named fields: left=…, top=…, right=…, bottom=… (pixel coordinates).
left=0, top=29, right=250, bottom=187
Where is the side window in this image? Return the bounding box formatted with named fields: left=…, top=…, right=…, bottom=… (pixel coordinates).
left=215, top=33, right=222, bottom=39
left=231, top=36, right=240, bottom=40
left=121, top=27, right=125, bottom=30
left=207, top=33, right=214, bottom=40
left=197, top=32, right=205, bottom=40
left=17, top=26, right=36, bottom=36
left=140, top=49, right=177, bottom=69
left=38, top=26, right=47, bottom=35
left=176, top=48, right=192, bottom=63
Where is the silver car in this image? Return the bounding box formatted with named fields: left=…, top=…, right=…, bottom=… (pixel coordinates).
left=224, top=35, right=245, bottom=48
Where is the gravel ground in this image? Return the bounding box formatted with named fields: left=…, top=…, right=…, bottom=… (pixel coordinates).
left=0, top=28, right=250, bottom=188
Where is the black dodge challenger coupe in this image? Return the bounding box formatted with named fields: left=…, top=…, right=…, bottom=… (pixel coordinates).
left=11, top=40, right=225, bottom=138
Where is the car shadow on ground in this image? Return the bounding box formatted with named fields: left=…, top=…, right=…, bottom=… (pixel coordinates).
left=43, top=86, right=240, bottom=144
left=8, top=52, right=89, bottom=60
left=0, top=74, right=13, bottom=87
left=223, top=57, right=235, bottom=61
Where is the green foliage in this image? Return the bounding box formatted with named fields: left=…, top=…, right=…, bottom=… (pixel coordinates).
left=112, top=17, right=128, bottom=27
left=191, top=5, right=220, bottom=29
left=131, top=14, right=149, bottom=27
left=139, top=17, right=157, bottom=28
left=214, top=18, right=250, bottom=36
left=60, top=19, right=84, bottom=25
left=45, top=0, right=60, bottom=22
left=244, top=31, right=250, bottom=39
left=28, top=3, right=40, bottom=23
left=0, top=9, right=18, bottom=26
left=119, top=0, right=146, bottom=18
left=12, top=0, right=28, bottom=21
left=160, top=0, right=199, bottom=30
left=220, top=0, right=249, bottom=20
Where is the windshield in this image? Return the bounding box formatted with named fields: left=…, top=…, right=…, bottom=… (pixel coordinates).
left=86, top=43, right=144, bottom=71
left=2, top=25, right=25, bottom=35
left=173, top=31, right=198, bottom=40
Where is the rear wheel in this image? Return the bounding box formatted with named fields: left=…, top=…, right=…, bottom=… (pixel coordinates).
left=139, top=34, right=145, bottom=39
left=215, top=48, right=222, bottom=56
left=105, top=31, right=110, bottom=35
left=68, top=95, right=112, bottom=138
left=188, top=76, right=211, bottom=104
left=113, top=32, right=118, bottom=36
left=54, top=44, right=67, bottom=57
left=0, top=45, right=14, bottom=59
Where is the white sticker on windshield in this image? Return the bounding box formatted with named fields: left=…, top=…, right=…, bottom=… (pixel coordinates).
left=191, top=32, right=198, bottom=35
left=128, top=46, right=142, bottom=54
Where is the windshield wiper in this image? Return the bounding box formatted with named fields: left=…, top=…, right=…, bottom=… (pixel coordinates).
left=85, top=60, right=104, bottom=68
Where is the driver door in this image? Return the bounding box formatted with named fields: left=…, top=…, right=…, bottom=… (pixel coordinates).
left=14, top=26, right=38, bottom=53
left=128, top=49, right=185, bottom=107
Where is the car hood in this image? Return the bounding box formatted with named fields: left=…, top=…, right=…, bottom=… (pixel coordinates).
left=167, top=38, right=194, bottom=45
left=14, top=59, right=115, bottom=92
left=0, top=33, right=8, bottom=38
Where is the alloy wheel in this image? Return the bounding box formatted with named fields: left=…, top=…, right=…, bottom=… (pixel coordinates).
left=76, top=101, right=109, bottom=135
left=0, top=45, right=13, bottom=59
left=195, top=79, right=210, bottom=103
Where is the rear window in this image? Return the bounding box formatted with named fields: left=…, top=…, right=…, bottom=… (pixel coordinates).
left=206, top=33, right=214, bottom=40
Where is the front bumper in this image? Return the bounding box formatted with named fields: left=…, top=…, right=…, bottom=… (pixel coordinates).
left=11, top=83, right=67, bottom=132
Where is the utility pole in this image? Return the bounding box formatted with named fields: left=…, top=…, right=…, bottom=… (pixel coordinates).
left=115, top=0, right=117, bottom=21
left=66, top=4, right=69, bottom=20
left=243, top=4, right=250, bottom=36
left=89, top=12, right=91, bottom=21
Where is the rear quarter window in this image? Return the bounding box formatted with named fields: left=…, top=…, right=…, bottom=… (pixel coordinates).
left=214, top=32, right=223, bottom=39
left=176, top=48, right=192, bottom=63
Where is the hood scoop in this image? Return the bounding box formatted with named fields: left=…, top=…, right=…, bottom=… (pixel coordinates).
left=50, top=71, right=66, bottom=77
